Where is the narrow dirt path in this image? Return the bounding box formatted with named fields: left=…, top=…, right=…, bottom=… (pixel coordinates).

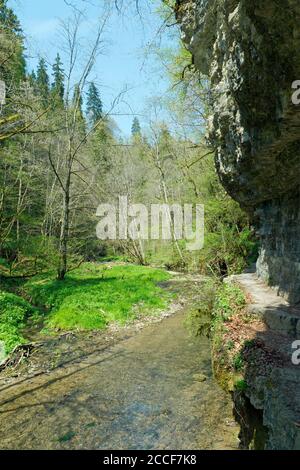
left=0, top=277, right=239, bottom=450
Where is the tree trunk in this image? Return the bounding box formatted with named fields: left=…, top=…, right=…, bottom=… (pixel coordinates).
left=57, top=176, right=70, bottom=280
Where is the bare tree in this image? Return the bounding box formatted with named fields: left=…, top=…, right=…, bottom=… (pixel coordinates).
left=46, top=9, right=110, bottom=279
left=47, top=7, right=128, bottom=279
left=147, top=122, right=185, bottom=265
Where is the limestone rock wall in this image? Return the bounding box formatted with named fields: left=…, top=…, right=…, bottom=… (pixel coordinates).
left=176, top=0, right=300, bottom=303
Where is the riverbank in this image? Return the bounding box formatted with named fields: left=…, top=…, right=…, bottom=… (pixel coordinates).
left=211, top=274, right=300, bottom=450
left=0, top=263, right=173, bottom=360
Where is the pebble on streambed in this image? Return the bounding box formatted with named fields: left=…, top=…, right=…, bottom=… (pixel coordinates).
left=193, top=373, right=207, bottom=382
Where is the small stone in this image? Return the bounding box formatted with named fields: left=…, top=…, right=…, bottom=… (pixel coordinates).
left=193, top=373, right=207, bottom=382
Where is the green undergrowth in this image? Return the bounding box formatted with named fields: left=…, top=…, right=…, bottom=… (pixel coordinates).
left=23, top=263, right=172, bottom=332
left=211, top=282, right=248, bottom=391
left=186, top=277, right=250, bottom=392
left=0, top=291, right=37, bottom=355
left=184, top=278, right=217, bottom=336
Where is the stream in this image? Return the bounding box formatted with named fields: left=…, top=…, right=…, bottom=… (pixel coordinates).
left=0, top=277, right=239, bottom=449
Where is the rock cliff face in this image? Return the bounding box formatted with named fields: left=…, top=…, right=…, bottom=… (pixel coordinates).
left=176, top=0, right=300, bottom=303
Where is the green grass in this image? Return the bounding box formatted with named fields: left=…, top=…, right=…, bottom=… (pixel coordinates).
left=23, top=263, right=172, bottom=332
left=0, top=291, right=36, bottom=354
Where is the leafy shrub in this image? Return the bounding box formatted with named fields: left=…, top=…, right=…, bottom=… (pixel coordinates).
left=212, top=282, right=246, bottom=322
left=234, top=379, right=247, bottom=392
left=233, top=352, right=244, bottom=371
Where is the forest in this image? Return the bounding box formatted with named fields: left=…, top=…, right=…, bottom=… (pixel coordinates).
left=0, top=0, right=282, bottom=459
left=0, top=0, right=298, bottom=454
left=0, top=0, right=257, bottom=357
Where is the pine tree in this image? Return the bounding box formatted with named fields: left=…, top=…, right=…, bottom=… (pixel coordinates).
left=0, top=0, right=22, bottom=33
left=0, top=0, right=25, bottom=84
left=131, top=117, right=141, bottom=137
left=51, top=53, right=64, bottom=104
left=86, top=82, right=103, bottom=125
left=72, top=83, right=85, bottom=132
left=36, top=58, right=50, bottom=106
left=73, top=83, right=83, bottom=114
left=28, top=70, right=36, bottom=88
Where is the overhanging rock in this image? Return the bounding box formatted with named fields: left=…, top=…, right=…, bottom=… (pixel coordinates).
left=176, top=0, right=300, bottom=303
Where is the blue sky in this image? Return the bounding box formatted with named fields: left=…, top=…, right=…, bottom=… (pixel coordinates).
left=10, top=0, right=176, bottom=136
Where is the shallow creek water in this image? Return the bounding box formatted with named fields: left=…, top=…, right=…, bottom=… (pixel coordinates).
left=0, top=278, right=239, bottom=449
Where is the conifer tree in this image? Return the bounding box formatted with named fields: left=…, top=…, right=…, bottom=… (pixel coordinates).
left=0, top=0, right=22, bottom=33
left=72, top=83, right=85, bottom=135
left=0, top=0, right=25, bottom=84
left=73, top=83, right=83, bottom=117
left=28, top=70, right=36, bottom=89
left=36, top=58, right=50, bottom=106
left=86, top=82, right=103, bottom=125
left=51, top=53, right=64, bottom=103
left=131, top=117, right=141, bottom=137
